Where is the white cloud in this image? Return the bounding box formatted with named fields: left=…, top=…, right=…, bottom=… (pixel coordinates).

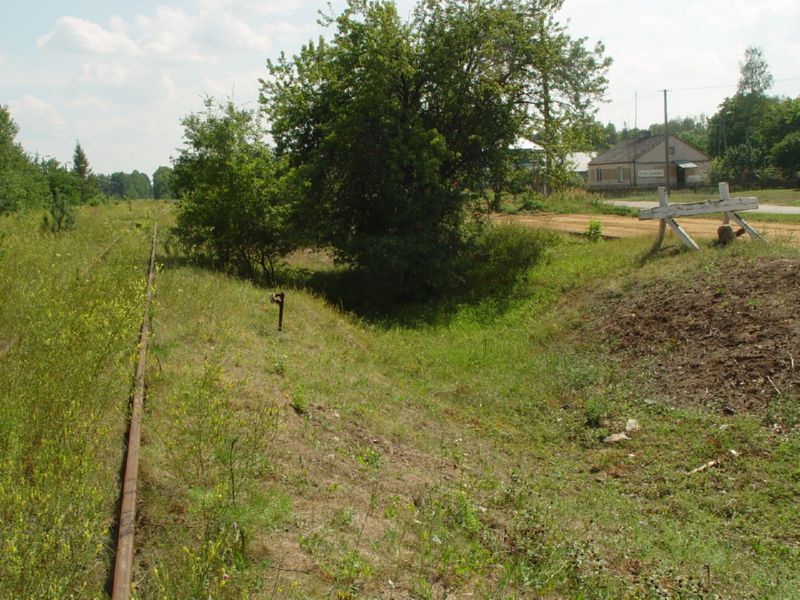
left=78, top=63, right=130, bottom=86
left=8, top=95, right=72, bottom=159
left=195, top=13, right=271, bottom=51
left=10, top=95, right=67, bottom=131
left=70, top=94, right=114, bottom=112
left=37, top=16, right=140, bottom=56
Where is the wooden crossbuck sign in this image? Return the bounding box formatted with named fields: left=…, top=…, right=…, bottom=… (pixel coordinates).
left=639, top=182, right=765, bottom=251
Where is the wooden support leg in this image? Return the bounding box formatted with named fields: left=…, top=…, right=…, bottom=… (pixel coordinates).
left=666, top=217, right=699, bottom=250
left=648, top=218, right=667, bottom=254
left=727, top=211, right=766, bottom=242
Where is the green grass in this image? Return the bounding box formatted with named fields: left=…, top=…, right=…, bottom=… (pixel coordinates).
left=612, top=186, right=800, bottom=206
left=3, top=202, right=798, bottom=598
left=0, top=201, right=163, bottom=598
left=138, top=218, right=799, bottom=598
left=500, top=188, right=637, bottom=217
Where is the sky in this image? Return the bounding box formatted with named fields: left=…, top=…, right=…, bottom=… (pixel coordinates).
left=2, top=0, right=799, bottom=176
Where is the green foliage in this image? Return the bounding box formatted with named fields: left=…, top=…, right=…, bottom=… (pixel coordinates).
left=583, top=396, right=608, bottom=428
left=0, top=106, right=50, bottom=214
left=71, top=141, right=89, bottom=180
left=152, top=165, right=175, bottom=199
left=41, top=190, right=77, bottom=233
left=262, top=0, right=609, bottom=296
left=70, top=142, right=102, bottom=203
left=172, top=98, right=298, bottom=282
left=40, top=158, right=80, bottom=204
left=738, top=46, right=773, bottom=96
left=771, top=130, right=800, bottom=178
left=647, top=115, right=709, bottom=152
left=585, top=219, right=602, bottom=242
left=97, top=169, right=152, bottom=199
left=704, top=49, right=799, bottom=185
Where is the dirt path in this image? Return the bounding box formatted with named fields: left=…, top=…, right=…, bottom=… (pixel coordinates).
left=496, top=213, right=800, bottom=243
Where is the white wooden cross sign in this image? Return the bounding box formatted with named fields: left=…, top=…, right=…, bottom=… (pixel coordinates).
left=639, top=182, right=765, bottom=251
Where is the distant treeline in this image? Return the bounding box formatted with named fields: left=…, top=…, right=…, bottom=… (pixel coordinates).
left=1, top=105, right=174, bottom=216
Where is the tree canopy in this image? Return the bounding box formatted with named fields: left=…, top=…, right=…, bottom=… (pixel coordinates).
left=72, top=142, right=90, bottom=179
left=738, top=46, right=773, bottom=96
left=261, top=0, right=608, bottom=294
left=705, top=48, right=799, bottom=185
left=0, top=105, right=50, bottom=214
left=172, top=98, right=298, bottom=281
left=97, top=170, right=152, bottom=199
left=152, top=166, right=175, bottom=199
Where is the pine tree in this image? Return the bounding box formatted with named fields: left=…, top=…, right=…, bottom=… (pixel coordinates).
left=72, top=141, right=90, bottom=179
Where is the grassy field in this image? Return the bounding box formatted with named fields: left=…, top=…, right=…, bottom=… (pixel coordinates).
left=2, top=201, right=798, bottom=598
left=612, top=187, right=800, bottom=206
left=0, top=201, right=163, bottom=598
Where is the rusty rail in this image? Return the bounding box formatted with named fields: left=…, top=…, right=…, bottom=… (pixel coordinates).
left=111, top=222, right=157, bottom=600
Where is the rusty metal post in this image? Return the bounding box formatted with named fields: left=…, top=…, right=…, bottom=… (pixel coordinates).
left=270, top=292, right=285, bottom=331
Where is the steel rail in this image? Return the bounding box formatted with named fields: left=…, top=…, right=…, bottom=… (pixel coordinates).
left=111, top=222, right=157, bottom=600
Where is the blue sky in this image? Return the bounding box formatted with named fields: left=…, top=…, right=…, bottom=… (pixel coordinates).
left=2, top=0, right=799, bottom=176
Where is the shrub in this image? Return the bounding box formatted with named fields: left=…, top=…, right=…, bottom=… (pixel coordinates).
left=172, top=98, right=298, bottom=283
left=41, top=190, right=77, bottom=233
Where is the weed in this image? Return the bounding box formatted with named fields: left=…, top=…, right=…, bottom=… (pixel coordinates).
left=355, top=446, right=381, bottom=470
left=289, top=385, right=307, bottom=414
left=271, top=352, right=287, bottom=376
left=586, top=219, right=603, bottom=242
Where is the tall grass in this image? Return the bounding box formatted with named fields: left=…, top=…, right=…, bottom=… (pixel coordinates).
left=138, top=226, right=799, bottom=598
left=0, top=203, right=160, bottom=598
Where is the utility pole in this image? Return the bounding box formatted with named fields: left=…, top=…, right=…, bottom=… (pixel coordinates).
left=662, top=89, right=670, bottom=192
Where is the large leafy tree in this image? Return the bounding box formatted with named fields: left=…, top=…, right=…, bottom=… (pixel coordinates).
left=97, top=170, right=152, bottom=199
left=0, top=106, right=50, bottom=213
left=738, top=46, right=773, bottom=96
left=152, top=166, right=175, bottom=199
left=261, top=0, right=608, bottom=294
left=706, top=47, right=800, bottom=184
left=172, top=98, right=298, bottom=281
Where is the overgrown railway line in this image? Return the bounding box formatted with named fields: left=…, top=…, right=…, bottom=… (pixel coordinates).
left=110, top=222, right=157, bottom=600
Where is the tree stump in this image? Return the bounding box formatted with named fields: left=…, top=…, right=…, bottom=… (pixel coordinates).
left=717, top=224, right=736, bottom=246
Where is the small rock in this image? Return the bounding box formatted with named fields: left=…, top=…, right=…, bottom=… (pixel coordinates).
left=604, top=432, right=630, bottom=443
left=643, top=398, right=656, bottom=405
left=625, top=419, right=640, bottom=432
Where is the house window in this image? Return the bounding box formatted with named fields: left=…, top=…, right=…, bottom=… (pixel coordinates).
left=669, top=146, right=675, bottom=156
left=595, top=168, right=603, bottom=182
left=618, top=167, right=625, bottom=183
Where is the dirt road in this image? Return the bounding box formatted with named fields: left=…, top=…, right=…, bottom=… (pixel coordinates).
left=495, top=213, right=800, bottom=243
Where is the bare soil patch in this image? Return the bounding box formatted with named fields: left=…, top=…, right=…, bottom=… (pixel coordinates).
left=497, top=212, right=800, bottom=242
left=598, top=256, right=800, bottom=416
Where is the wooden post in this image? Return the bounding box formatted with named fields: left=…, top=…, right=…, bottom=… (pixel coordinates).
left=663, top=89, right=670, bottom=192
left=720, top=182, right=730, bottom=225
left=647, top=186, right=668, bottom=254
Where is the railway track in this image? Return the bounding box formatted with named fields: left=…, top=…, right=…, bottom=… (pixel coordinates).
left=110, top=222, right=157, bottom=600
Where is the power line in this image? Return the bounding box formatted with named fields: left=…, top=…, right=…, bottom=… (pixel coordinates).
left=667, top=75, right=800, bottom=93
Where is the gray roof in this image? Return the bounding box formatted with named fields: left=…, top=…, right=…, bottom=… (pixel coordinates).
left=589, top=136, right=662, bottom=166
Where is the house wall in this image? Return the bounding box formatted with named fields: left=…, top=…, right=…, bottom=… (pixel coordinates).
left=588, top=136, right=711, bottom=190
left=588, top=163, right=632, bottom=189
